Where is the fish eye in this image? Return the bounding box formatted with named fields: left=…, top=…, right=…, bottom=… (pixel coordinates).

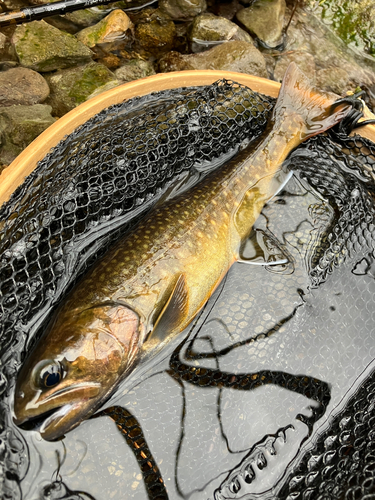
left=39, top=363, right=63, bottom=389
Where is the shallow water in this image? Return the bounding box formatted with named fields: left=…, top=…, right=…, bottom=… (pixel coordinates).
left=308, top=0, right=375, bottom=56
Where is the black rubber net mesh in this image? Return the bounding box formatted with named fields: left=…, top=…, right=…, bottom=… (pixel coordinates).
left=0, top=80, right=275, bottom=499
left=0, top=80, right=374, bottom=500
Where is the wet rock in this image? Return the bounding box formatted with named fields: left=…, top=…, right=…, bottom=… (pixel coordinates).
left=134, top=8, right=176, bottom=55
left=65, top=8, right=109, bottom=28
left=285, top=9, right=375, bottom=93
left=174, top=23, right=189, bottom=53
left=24, top=0, right=109, bottom=26
left=115, top=59, right=155, bottom=82
left=0, top=33, right=6, bottom=50
left=159, top=0, right=207, bottom=21
left=64, top=1, right=142, bottom=26
left=44, top=62, right=119, bottom=117
left=0, top=104, right=55, bottom=165
left=0, top=61, right=18, bottom=70
left=12, top=20, right=93, bottom=72
left=76, top=10, right=133, bottom=48
left=0, top=67, right=50, bottom=106
left=189, top=13, right=253, bottom=52
left=100, top=53, right=121, bottom=70
left=44, top=15, right=81, bottom=35
left=236, top=0, right=286, bottom=48
left=158, top=40, right=267, bottom=77
left=308, top=13, right=375, bottom=77
left=0, top=32, right=18, bottom=67
left=273, top=50, right=316, bottom=82
left=263, top=53, right=276, bottom=79
left=210, top=0, right=242, bottom=21
left=22, top=0, right=142, bottom=26
left=0, top=0, right=27, bottom=10
left=305, top=0, right=375, bottom=57
left=315, top=67, right=350, bottom=95
left=19, top=0, right=79, bottom=32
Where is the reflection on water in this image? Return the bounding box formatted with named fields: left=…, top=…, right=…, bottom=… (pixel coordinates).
left=17, top=170, right=375, bottom=499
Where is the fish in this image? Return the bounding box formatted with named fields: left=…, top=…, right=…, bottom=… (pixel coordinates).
left=13, top=63, right=351, bottom=441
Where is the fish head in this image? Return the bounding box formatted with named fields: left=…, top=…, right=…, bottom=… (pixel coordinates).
left=13, top=303, right=141, bottom=441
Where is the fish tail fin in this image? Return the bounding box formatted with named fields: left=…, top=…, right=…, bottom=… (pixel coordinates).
left=273, top=62, right=351, bottom=141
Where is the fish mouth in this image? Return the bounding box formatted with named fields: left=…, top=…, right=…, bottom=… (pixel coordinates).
left=15, top=404, right=79, bottom=439
left=39, top=402, right=84, bottom=441
left=14, top=382, right=102, bottom=441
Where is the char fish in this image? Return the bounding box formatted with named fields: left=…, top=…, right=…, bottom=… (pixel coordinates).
left=13, top=63, right=350, bottom=441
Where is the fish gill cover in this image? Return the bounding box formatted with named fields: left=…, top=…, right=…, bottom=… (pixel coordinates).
left=0, top=79, right=374, bottom=499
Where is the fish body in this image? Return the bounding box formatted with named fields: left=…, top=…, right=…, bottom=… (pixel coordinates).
left=13, top=64, right=350, bottom=440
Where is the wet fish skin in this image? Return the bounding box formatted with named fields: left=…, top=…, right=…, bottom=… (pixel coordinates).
left=13, top=63, right=351, bottom=441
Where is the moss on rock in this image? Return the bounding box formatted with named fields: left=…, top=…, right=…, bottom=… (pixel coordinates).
left=44, top=61, right=119, bottom=116
left=12, top=20, right=93, bottom=72
left=76, top=10, right=133, bottom=48
left=134, top=8, right=176, bottom=55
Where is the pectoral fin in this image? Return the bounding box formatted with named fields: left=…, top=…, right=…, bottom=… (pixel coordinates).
left=147, top=273, right=189, bottom=346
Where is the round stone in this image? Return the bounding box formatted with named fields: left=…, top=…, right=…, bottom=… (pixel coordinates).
left=0, top=67, right=50, bottom=106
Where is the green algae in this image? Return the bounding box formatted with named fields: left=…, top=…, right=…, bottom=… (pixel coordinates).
left=45, top=62, right=118, bottom=116
left=307, top=0, right=375, bottom=56
left=12, top=20, right=93, bottom=72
